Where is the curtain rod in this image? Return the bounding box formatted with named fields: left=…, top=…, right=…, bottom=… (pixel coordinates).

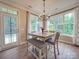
left=49, top=6, right=78, bottom=17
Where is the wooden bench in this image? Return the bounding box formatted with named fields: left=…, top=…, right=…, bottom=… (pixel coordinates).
left=28, top=39, right=47, bottom=59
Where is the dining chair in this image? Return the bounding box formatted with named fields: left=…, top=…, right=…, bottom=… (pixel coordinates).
left=45, top=32, right=60, bottom=59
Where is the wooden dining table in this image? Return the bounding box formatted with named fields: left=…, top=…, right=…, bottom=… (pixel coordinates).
left=28, top=31, right=55, bottom=59
left=28, top=31, right=55, bottom=42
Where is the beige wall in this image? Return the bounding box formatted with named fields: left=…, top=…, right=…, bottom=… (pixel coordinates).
left=19, top=10, right=28, bottom=44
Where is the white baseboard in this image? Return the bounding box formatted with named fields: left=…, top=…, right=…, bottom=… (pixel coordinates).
left=59, top=40, right=73, bottom=44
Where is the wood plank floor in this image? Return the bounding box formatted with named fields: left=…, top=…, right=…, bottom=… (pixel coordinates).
left=0, top=43, right=79, bottom=59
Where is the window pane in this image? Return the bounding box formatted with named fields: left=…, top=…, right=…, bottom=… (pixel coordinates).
left=8, top=9, right=13, bottom=14
left=0, top=6, right=17, bottom=15
left=54, top=15, right=63, bottom=33
left=12, top=11, right=17, bottom=15
left=11, top=16, right=17, bottom=42
left=2, top=7, right=7, bottom=12
left=64, top=13, right=73, bottom=24
left=64, top=13, right=74, bottom=35
left=29, top=14, right=39, bottom=32
left=47, top=18, right=55, bottom=31
left=3, top=16, right=11, bottom=44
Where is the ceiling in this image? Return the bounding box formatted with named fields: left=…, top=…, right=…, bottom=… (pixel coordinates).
left=0, top=0, right=79, bottom=16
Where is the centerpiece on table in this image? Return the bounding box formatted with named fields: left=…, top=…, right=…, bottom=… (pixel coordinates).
left=40, top=27, right=44, bottom=33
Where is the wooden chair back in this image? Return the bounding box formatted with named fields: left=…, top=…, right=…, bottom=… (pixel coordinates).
left=54, top=32, right=60, bottom=43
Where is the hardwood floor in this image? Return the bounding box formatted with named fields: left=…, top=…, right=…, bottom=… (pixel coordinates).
left=0, top=43, right=79, bottom=59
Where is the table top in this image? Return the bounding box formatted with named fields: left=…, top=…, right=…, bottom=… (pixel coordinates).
left=28, top=32, right=55, bottom=38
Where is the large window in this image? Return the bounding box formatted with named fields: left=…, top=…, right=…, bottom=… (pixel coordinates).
left=47, top=12, right=74, bottom=36
left=47, top=15, right=63, bottom=33
left=29, top=14, right=39, bottom=33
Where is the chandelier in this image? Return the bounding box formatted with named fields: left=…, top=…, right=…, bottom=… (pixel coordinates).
left=40, top=0, right=48, bottom=32
left=40, top=0, right=48, bottom=21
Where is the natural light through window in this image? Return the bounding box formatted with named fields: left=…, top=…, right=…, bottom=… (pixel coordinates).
left=47, top=12, right=74, bottom=36
left=29, top=14, right=40, bottom=33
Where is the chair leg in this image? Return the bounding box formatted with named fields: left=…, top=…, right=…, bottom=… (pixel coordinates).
left=49, top=44, right=51, bottom=50
left=24, top=41, right=28, bottom=56
left=47, top=44, right=51, bottom=50
left=46, top=46, right=48, bottom=59
left=57, top=42, right=59, bottom=55
left=54, top=45, right=57, bottom=59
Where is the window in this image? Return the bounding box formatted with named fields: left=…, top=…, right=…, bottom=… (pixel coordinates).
left=47, top=15, right=63, bottom=33
left=29, top=14, right=39, bottom=33
left=54, top=15, right=63, bottom=33
left=0, top=6, right=17, bottom=15
left=47, top=12, right=74, bottom=36
left=47, top=17, right=55, bottom=31
left=64, top=13, right=74, bottom=35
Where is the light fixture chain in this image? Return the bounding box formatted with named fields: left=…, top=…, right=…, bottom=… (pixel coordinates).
left=43, top=0, right=45, bottom=15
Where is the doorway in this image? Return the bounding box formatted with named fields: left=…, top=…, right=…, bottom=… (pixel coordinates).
left=1, top=13, right=18, bottom=50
